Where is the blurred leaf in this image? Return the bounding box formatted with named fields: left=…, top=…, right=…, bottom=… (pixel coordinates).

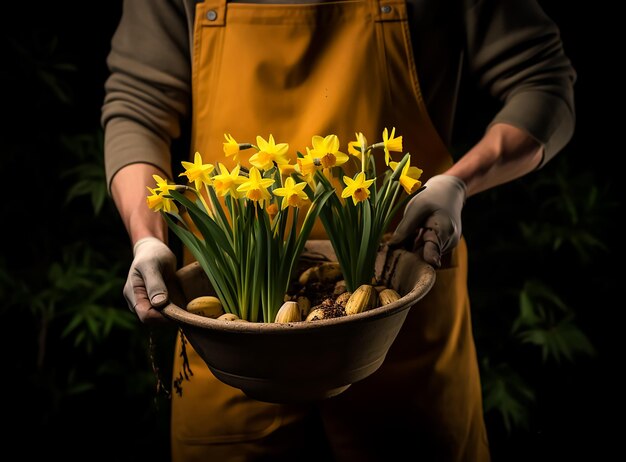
left=61, top=131, right=107, bottom=215
left=519, top=316, right=596, bottom=363
left=481, top=360, right=535, bottom=433
left=61, top=313, right=84, bottom=338
left=513, top=280, right=595, bottom=363
left=66, top=382, right=95, bottom=396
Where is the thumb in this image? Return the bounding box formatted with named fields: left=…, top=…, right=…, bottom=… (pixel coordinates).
left=141, top=264, right=170, bottom=307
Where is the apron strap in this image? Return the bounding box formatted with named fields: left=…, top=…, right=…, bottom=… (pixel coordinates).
left=199, top=0, right=228, bottom=27
left=372, top=0, right=409, bottom=22
left=198, top=0, right=407, bottom=28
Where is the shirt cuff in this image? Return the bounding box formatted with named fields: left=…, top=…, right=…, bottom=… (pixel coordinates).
left=104, top=118, right=173, bottom=193
left=488, top=90, right=575, bottom=169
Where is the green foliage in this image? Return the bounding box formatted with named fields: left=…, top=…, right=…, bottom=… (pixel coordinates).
left=513, top=280, right=595, bottom=363
left=163, top=182, right=333, bottom=322
left=518, top=161, right=614, bottom=262
left=61, top=131, right=109, bottom=215
left=466, top=154, right=613, bottom=434
left=481, top=360, right=535, bottom=433
left=1, top=27, right=172, bottom=459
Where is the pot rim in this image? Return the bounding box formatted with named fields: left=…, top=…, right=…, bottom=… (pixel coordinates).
left=161, top=262, right=436, bottom=334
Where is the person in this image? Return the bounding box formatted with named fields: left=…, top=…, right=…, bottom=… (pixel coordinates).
left=101, top=0, right=575, bottom=460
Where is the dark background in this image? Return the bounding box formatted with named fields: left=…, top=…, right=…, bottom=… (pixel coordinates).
left=1, top=1, right=621, bottom=461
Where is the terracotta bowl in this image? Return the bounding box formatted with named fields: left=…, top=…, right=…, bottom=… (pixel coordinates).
left=161, top=249, right=435, bottom=403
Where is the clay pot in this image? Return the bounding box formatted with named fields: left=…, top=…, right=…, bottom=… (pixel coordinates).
left=161, top=249, right=435, bottom=403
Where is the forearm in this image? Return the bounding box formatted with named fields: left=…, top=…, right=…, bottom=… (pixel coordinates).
left=446, top=123, right=543, bottom=197
left=110, top=163, right=169, bottom=245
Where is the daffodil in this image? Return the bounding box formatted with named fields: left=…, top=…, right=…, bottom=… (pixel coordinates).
left=278, top=163, right=297, bottom=176
left=249, top=135, right=290, bottom=170
left=273, top=177, right=309, bottom=210
left=382, top=127, right=403, bottom=165
left=297, top=148, right=322, bottom=176
left=390, top=156, right=423, bottom=194
left=179, top=152, right=214, bottom=190
left=146, top=186, right=178, bottom=214
left=223, top=134, right=241, bottom=161
left=348, top=132, right=369, bottom=171
left=152, top=174, right=174, bottom=193
left=236, top=166, right=274, bottom=206
left=348, top=132, right=368, bottom=157
left=212, top=163, right=247, bottom=198
left=309, top=134, right=348, bottom=169
left=341, top=172, right=375, bottom=205
left=149, top=128, right=423, bottom=320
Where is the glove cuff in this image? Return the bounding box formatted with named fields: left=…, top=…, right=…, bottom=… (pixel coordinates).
left=425, top=174, right=467, bottom=203
left=133, top=236, right=166, bottom=256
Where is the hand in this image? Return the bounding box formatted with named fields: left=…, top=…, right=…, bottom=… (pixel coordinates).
left=387, top=174, right=466, bottom=268
left=124, top=237, right=177, bottom=323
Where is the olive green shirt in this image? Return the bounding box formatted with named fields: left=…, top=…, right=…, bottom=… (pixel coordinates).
left=102, top=0, right=575, bottom=188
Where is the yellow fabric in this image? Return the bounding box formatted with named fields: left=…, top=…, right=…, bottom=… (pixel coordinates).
left=171, top=0, right=489, bottom=460
left=189, top=0, right=452, bottom=239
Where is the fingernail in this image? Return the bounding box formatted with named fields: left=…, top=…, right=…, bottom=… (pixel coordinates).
left=152, top=294, right=167, bottom=306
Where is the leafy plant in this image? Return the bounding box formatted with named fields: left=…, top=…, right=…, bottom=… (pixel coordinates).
left=308, top=130, right=424, bottom=291
left=150, top=141, right=333, bottom=322
left=513, top=280, right=595, bottom=363
left=466, top=154, right=611, bottom=433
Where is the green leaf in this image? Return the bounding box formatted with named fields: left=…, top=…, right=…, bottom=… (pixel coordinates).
left=518, top=317, right=596, bottom=363
left=61, top=313, right=84, bottom=338
left=66, top=382, right=95, bottom=396
left=481, top=361, right=535, bottom=433
left=355, top=200, right=373, bottom=286
left=169, top=190, right=236, bottom=261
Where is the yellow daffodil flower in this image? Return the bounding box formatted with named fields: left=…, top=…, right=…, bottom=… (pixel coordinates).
left=212, top=163, right=247, bottom=198
left=249, top=135, right=290, bottom=170
left=297, top=148, right=322, bottom=176
left=348, top=132, right=368, bottom=157
left=179, top=152, right=215, bottom=190
left=146, top=186, right=178, bottom=214
left=341, top=172, right=375, bottom=205
left=309, top=134, right=348, bottom=169
left=382, top=127, right=403, bottom=165
left=293, top=161, right=317, bottom=189
left=237, top=166, right=275, bottom=207
left=152, top=174, right=174, bottom=193
left=223, top=134, right=242, bottom=162
left=273, top=177, right=309, bottom=210
left=278, top=163, right=297, bottom=176
left=348, top=132, right=370, bottom=171
left=390, top=156, right=423, bottom=194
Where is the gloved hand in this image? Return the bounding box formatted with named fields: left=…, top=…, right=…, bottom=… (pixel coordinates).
left=387, top=174, right=467, bottom=268
left=124, top=237, right=177, bottom=323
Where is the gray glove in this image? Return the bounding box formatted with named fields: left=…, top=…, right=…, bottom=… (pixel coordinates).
left=387, top=174, right=466, bottom=268
left=124, top=237, right=177, bottom=323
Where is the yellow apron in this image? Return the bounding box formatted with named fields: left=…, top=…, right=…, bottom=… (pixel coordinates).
left=171, top=0, right=490, bottom=460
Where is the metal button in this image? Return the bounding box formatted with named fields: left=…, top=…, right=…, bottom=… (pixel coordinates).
left=206, top=10, right=218, bottom=21
left=380, top=5, right=392, bottom=14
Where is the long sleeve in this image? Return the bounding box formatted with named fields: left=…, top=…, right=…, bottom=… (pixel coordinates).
left=101, top=0, right=192, bottom=190
left=463, top=0, right=576, bottom=166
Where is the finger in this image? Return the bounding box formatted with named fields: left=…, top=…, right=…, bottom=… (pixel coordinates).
left=420, top=214, right=444, bottom=267
left=387, top=199, right=431, bottom=247
left=136, top=304, right=171, bottom=324
left=387, top=215, right=421, bottom=247
left=424, top=210, right=458, bottom=254
left=422, top=240, right=442, bottom=268
left=123, top=278, right=136, bottom=313
left=133, top=285, right=169, bottom=324
left=140, top=264, right=170, bottom=307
